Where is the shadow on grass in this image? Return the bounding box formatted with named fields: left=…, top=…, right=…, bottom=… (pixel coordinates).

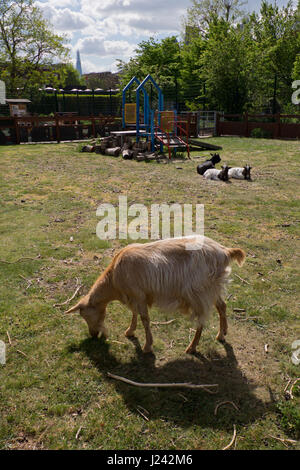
left=68, top=336, right=274, bottom=431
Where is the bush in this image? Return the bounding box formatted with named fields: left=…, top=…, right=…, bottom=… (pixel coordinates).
left=250, top=127, right=273, bottom=139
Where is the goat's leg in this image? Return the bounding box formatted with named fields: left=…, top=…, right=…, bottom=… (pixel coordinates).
left=185, top=326, right=203, bottom=354
left=215, top=298, right=227, bottom=342
left=125, top=308, right=138, bottom=338
left=139, top=305, right=153, bottom=353
left=99, top=308, right=109, bottom=338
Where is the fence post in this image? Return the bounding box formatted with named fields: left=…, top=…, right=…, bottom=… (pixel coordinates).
left=55, top=116, right=60, bottom=143
left=92, top=117, right=96, bottom=138
left=245, top=112, right=249, bottom=137
left=14, top=118, right=20, bottom=144
left=275, top=113, right=281, bottom=138
left=215, top=112, right=220, bottom=136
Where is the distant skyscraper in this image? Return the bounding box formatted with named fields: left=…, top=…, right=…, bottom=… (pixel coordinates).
left=76, top=50, right=82, bottom=76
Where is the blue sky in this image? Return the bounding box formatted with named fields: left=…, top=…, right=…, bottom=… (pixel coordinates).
left=36, top=0, right=292, bottom=74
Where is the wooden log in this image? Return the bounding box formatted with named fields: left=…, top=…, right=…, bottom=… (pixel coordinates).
left=145, top=153, right=157, bottom=161
left=105, top=147, right=121, bottom=157
left=135, top=153, right=145, bottom=162
left=122, top=149, right=133, bottom=160
left=81, top=145, right=95, bottom=153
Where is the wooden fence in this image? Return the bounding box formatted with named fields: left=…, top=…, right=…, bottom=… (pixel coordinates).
left=216, top=113, right=300, bottom=139
left=0, top=114, right=121, bottom=145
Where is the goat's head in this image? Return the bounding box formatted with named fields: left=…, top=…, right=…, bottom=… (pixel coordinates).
left=219, top=164, right=230, bottom=181
left=65, top=296, right=108, bottom=338
left=245, top=164, right=252, bottom=180
left=210, top=153, right=221, bottom=164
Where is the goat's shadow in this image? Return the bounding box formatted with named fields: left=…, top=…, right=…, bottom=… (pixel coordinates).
left=68, top=336, right=274, bottom=431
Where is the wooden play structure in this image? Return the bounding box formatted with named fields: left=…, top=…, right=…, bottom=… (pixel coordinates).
left=122, top=75, right=191, bottom=158
left=121, top=75, right=222, bottom=158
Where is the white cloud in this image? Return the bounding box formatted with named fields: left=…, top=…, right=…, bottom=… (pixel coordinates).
left=37, top=0, right=190, bottom=72
left=37, top=3, right=92, bottom=32
left=74, top=36, right=135, bottom=59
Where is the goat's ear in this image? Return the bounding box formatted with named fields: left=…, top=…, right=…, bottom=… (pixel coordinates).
left=65, top=299, right=85, bottom=314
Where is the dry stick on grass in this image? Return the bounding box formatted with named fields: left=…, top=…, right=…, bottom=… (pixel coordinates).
left=283, top=379, right=291, bottom=394
left=233, top=273, right=250, bottom=285
left=222, top=425, right=237, bottom=450
left=75, top=426, right=83, bottom=440
left=54, top=279, right=82, bottom=308
left=0, top=254, right=41, bottom=264
left=136, top=406, right=150, bottom=421
left=16, top=349, right=28, bottom=358
left=107, top=372, right=218, bottom=393
left=214, top=401, right=239, bottom=416
left=267, top=435, right=298, bottom=447
left=151, top=319, right=176, bottom=326
left=6, top=331, right=12, bottom=346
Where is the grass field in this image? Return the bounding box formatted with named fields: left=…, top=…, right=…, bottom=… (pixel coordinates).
left=0, top=137, right=299, bottom=450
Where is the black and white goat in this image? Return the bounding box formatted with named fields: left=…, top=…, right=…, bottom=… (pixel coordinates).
left=228, top=165, right=252, bottom=181
left=203, top=165, right=230, bottom=181
left=197, top=153, right=221, bottom=175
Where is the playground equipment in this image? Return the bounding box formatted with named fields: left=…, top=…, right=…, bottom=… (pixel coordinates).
left=121, top=75, right=221, bottom=158
left=122, top=74, right=190, bottom=158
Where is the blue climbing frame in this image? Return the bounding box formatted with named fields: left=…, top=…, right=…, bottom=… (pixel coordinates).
left=136, top=75, right=164, bottom=150
left=122, top=76, right=149, bottom=129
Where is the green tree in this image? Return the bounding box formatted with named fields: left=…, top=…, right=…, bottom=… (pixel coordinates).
left=0, top=0, right=69, bottom=96
left=180, top=36, right=207, bottom=109
left=84, top=72, right=119, bottom=90
left=118, top=36, right=182, bottom=88
left=61, top=63, right=85, bottom=88
left=249, top=0, right=300, bottom=112
left=183, top=0, right=247, bottom=37
left=201, top=18, right=254, bottom=112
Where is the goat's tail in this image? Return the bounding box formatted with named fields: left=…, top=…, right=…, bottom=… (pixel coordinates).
left=227, top=248, right=246, bottom=267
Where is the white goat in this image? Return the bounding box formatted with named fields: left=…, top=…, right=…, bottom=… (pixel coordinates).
left=66, top=236, right=246, bottom=354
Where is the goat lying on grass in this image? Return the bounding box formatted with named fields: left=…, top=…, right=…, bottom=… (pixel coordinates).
left=66, top=236, right=246, bottom=354
left=197, top=153, right=221, bottom=175
left=203, top=165, right=230, bottom=182
left=228, top=165, right=252, bottom=180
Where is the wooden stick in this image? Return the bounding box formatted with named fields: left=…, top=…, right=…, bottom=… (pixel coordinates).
left=151, top=319, right=176, bottom=325
left=136, top=406, right=149, bottom=421
left=54, top=282, right=82, bottom=307
left=222, top=425, right=237, bottom=450
left=268, top=435, right=298, bottom=447
left=6, top=331, right=12, bottom=346
left=233, top=273, right=250, bottom=285
left=16, top=349, right=28, bottom=358
left=107, top=372, right=218, bottom=391
left=75, top=426, right=83, bottom=440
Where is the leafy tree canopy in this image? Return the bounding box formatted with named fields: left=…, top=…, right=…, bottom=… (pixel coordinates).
left=0, top=0, right=69, bottom=97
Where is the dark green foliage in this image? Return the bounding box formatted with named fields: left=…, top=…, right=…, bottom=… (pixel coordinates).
left=29, top=94, right=121, bottom=116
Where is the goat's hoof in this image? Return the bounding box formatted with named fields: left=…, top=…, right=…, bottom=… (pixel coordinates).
left=125, top=329, right=135, bottom=338
left=185, top=347, right=196, bottom=354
